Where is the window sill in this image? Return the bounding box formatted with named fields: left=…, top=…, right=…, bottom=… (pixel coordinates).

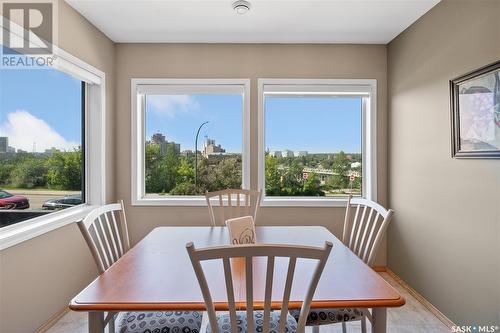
left=132, top=196, right=207, bottom=206
left=0, top=204, right=98, bottom=251
left=261, top=197, right=349, bottom=207
left=131, top=196, right=350, bottom=207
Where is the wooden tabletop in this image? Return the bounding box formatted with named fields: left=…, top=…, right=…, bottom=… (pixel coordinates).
left=70, top=226, right=404, bottom=311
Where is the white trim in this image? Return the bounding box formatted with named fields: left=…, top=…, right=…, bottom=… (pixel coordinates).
left=262, top=197, right=349, bottom=207
left=0, top=25, right=107, bottom=249
left=131, top=78, right=251, bottom=206
left=257, top=78, right=377, bottom=207
left=0, top=205, right=97, bottom=251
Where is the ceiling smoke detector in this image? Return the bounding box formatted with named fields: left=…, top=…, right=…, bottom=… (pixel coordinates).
left=232, top=0, right=251, bottom=14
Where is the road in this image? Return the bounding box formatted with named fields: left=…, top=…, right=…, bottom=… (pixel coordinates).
left=6, top=189, right=80, bottom=210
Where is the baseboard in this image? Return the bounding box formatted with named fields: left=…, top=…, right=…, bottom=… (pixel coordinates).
left=372, top=266, right=387, bottom=272
left=383, top=267, right=456, bottom=329
left=35, top=307, right=70, bottom=333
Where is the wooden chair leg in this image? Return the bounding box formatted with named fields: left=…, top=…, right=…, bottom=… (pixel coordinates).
left=342, top=322, right=347, bottom=333
left=312, top=325, right=320, bottom=333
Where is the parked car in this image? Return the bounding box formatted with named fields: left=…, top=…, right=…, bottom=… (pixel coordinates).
left=0, top=190, right=30, bottom=210
left=42, top=195, right=83, bottom=210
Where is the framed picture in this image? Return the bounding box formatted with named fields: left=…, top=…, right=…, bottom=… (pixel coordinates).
left=450, top=60, right=500, bottom=158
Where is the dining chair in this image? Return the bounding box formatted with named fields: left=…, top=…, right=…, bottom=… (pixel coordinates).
left=205, top=189, right=262, bottom=226
left=78, top=201, right=203, bottom=333
left=187, top=241, right=333, bottom=333
left=291, top=195, right=394, bottom=333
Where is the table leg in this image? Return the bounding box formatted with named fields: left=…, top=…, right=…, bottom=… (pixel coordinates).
left=88, top=311, right=105, bottom=333
left=372, top=308, right=387, bottom=333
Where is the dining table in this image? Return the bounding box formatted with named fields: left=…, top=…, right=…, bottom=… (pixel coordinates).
left=70, top=226, right=405, bottom=333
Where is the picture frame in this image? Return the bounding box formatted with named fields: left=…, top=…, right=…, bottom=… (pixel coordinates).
left=450, top=60, right=500, bottom=158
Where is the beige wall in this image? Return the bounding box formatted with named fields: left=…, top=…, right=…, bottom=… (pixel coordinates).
left=387, top=0, right=500, bottom=324
left=115, top=43, right=388, bottom=262
left=0, top=1, right=115, bottom=332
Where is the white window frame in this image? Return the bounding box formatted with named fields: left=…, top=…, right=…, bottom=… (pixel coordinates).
left=258, top=78, right=377, bottom=207
left=131, top=78, right=250, bottom=206
left=0, top=22, right=106, bottom=250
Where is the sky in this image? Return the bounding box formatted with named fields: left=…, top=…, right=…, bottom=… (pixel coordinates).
left=146, top=94, right=243, bottom=153
left=265, top=96, right=361, bottom=153
left=0, top=67, right=361, bottom=154
left=146, top=94, right=362, bottom=154
left=0, top=67, right=82, bottom=152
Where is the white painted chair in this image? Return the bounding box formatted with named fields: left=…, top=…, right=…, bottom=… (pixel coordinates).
left=342, top=196, right=394, bottom=267
left=78, top=201, right=203, bottom=333
left=78, top=201, right=130, bottom=275
left=187, top=241, right=333, bottom=333
left=205, top=189, right=262, bottom=226
left=294, top=196, right=394, bottom=333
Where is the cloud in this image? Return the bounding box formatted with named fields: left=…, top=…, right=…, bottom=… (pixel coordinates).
left=147, top=95, right=199, bottom=117
left=0, top=110, right=79, bottom=152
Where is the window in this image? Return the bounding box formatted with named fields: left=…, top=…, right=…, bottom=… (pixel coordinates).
left=132, top=79, right=250, bottom=205
left=258, top=79, right=377, bottom=206
left=0, top=30, right=105, bottom=249
left=0, top=61, right=86, bottom=225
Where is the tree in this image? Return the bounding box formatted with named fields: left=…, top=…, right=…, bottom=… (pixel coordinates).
left=176, top=158, right=194, bottom=184
left=303, top=173, right=325, bottom=196
left=331, top=151, right=350, bottom=189
left=281, top=160, right=303, bottom=196
left=10, top=156, right=48, bottom=188
left=265, top=155, right=281, bottom=195
left=46, top=150, right=82, bottom=190
left=210, top=157, right=242, bottom=191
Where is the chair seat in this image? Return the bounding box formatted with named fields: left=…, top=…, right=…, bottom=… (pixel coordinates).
left=116, top=310, right=203, bottom=333
left=289, top=308, right=363, bottom=326
left=207, top=311, right=298, bottom=333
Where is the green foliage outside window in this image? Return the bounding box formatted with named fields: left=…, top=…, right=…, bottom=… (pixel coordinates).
left=144, top=142, right=242, bottom=196
left=0, top=148, right=82, bottom=190
left=265, top=151, right=361, bottom=197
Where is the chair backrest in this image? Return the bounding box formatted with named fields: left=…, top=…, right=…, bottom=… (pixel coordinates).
left=77, top=200, right=130, bottom=274
left=205, top=189, right=262, bottom=226
left=341, top=195, right=394, bottom=266
left=187, top=241, right=333, bottom=333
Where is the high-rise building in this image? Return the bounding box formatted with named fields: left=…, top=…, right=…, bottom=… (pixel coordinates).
left=150, top=132, right=180, bottom=155
left=0, top=137, right=8, bottom=153
left=151, top=133, right=166, bottom=145
left=203, top=138, right=225, bottom=157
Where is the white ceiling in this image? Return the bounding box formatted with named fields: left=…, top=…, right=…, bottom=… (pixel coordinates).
left=65, top=0, right=440, bottom=44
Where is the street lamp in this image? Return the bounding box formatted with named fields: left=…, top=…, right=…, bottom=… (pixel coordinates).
left=194, top=121, right=209, bottom=190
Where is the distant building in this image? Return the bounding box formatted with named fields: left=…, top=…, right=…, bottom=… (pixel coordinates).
left=17, top=149, right=28, bottom=154
left=282, top=150, right=294, bottom=158
left=44, top=147, right=60, bottom=155
left=203, top=138, right=225, bottom=157
left=7, top=146, right=15, bottom=153
left=151, top=133, right=166, bottom=144
left=0, top=137, right=8, bottom=153
left=294, top=151, right=308, bottom=157
left=270, top=151, right=282, bottom=158
left=181, top=150, right=194, bottom=157
left=165, top=142, right=181, bottom=155
left=150, top=132, right=180, bottom=155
